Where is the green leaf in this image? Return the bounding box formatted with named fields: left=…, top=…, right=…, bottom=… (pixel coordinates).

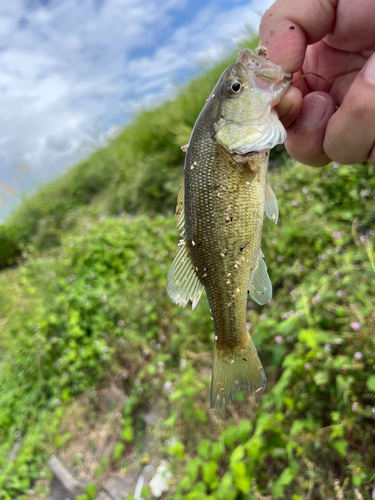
left=201, top=461, right=218, bottom=487
left=352, top=468, right=366, bottom=487
left=187, top=457, right=201, bottom=481
left=246, top=435, right=262, bottom=460
left=313, top=371, right=328, bottom=385
left=121, top=426, right=133, bottom=442
left=164, top=412, right=177, bottom=427
left=298, top=329, right=318, bottom=349
left=216, top=473, right=238, bottom=500
left=169, top=441, right=185, bottom=460
left=330, top=425, right=344, bottom=440
left=210, top=442, right=223, bottom=461
left=198, top=440, right=211, bottom=460
left=311, top=203, right=324, bottom=214
left=113, top=443, right=125, bottom=461
left=169, top=389, right=184, bottom=401
left=272, top=367, right=293, bottom=410
left=272, top=467, right=295, bottom=498
left=331, top=439, right=348, bottom=457
left=336, top=374, right=354, bottom=392
left=366, top=375, right=375, bottom=392
left=290, top=418, right=314, bottom=436
left=231, top=461, right=251, bottom=492
left=332, top=356, right=353, bottom=370
left=85, top=484, right=97, bottom=500
left=230, top=445, right=245, bottom=463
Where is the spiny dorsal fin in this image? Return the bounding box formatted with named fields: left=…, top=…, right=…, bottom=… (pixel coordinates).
left=166, top=240, right=203, bottom=310
left=265, top=182, right=278, bottom=224
left=248, top=251, right=272, bottom=305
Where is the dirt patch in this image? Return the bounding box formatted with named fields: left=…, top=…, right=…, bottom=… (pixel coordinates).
left=58, top=384, right=126, bottom=481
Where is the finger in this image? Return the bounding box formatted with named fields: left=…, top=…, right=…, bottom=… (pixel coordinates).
left=323, top=53, right=375, bottom=164
left=329, top=69, right=360, bottom=106
left=285, top=92, right=335, bottom=167
left=275, top=84, right=303, bottom=129
left=324, top=0, right=375, bottom=52
left=301, top=41, right=368, bottom=101
left=259, top=0, right=337, bottom=73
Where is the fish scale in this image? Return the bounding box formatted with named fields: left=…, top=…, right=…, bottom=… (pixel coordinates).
left=167, top=47, right=291, bottom=409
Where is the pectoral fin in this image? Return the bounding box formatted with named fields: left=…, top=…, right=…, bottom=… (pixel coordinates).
left=248, top=251, right=272, bottom=305
left=166, top=240, right=203, bottom=310
left=265, top=182, right=278, bottom=224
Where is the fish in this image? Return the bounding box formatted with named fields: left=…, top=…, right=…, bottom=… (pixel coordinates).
left=166, top=47, right=291, bottom=410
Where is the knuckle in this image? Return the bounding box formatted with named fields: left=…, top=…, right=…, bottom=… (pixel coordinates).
left=323, top=135, right=348, bottom=164
left=344, top=94, right=372, bottom=122
left=285, top=137, right=328, bottom=167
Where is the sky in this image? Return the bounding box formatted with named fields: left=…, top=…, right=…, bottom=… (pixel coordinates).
left=0, top=0, right=274, bottom=220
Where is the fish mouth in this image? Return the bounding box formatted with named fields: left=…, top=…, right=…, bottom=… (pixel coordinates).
left=253, top=68, right=292, bottom=85
left=251, top=66, right=292, bottom=95
left=237, top=48, right=292, bottom=95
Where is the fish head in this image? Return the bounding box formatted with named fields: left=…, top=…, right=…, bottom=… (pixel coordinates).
left=237, top=48, right=292, bottom=105
left=214, top=48, right=292, bottom=156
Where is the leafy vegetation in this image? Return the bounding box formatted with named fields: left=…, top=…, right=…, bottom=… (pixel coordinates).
left=0, top=226, right=22, bottom=270
left=0, top=36, right=375, bottom=500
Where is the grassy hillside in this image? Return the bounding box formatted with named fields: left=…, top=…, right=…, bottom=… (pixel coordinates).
left=1, top=37, right=375, bottom=500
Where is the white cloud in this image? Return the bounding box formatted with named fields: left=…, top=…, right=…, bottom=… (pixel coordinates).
left=0, top=0, right=274, bottom=220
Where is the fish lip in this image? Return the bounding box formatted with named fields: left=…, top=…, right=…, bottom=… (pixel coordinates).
left=253, top=69, right=292, bottom=86
left=279, top=72, right=293, bottom=85
left=237, top=48, right=292, bottom=88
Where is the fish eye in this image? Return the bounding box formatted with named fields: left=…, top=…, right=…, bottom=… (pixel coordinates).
left=229, top=81, right=241, bottom=94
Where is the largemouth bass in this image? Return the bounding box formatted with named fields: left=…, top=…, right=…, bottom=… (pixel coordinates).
left=167, top=47, right=291, bottom=410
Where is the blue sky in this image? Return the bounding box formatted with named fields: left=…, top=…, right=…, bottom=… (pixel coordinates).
left=0, top=0, right=273, bottom=220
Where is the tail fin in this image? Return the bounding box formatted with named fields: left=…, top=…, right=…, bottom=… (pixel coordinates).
left=210, top=333, right=266, bottom=410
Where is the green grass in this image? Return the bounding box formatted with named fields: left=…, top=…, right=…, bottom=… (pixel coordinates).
left=0, top=35, right=375, bottom=500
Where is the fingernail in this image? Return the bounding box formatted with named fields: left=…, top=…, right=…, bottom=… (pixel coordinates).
left=364, top=55, right=375, bottom=84
left=299, top=94, right=329, bottom=127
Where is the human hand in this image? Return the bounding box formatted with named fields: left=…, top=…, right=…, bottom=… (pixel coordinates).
left=259, top=0, right=375, bottom=167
